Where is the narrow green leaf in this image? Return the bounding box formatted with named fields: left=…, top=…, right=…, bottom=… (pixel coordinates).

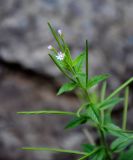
left=77, top=148, right=100, bottom=160
left=86, top=104, right=99, bottom=124
left=22, top=147, right=86, bottom=155
left=49, top=54, right=74, bottom=82
left=75, top=72, right=86, bottom=88
left=65, top=117, right=87, bottom=129
left=82, top=144, right=95, bottom=153
left=87, top=74, right=110, bottom=89
left=17, top=110, right=76, bottom=116
left=104, top=123, right=132, bottom=138
left=118, top=146, right=133, bottom=160
left=57, top=82, right=77, bottom=95
left=98, top=97, right=123, bottom=110
left=111, top=137, right=133, bottom=152
left=64, top=47, right=73, bottom=66
left=48, top=22, right=64, bottom=51
left=92, top=148, right=105, bottom=160
left=73, top=52, right=86, bottom=72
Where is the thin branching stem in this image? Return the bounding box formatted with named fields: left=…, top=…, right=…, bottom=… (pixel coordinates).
left=122, top=87, right=129, bottom=130
left=17, top=110, right=76, bottom=116
left=101, top=81, right=107, bottom=125
left=22, top=147, right=86, bottom=155
left=106, top=77, right=133, bottom=100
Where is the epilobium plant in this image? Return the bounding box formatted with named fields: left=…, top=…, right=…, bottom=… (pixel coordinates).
left=18, top=23, right=133, bottom=160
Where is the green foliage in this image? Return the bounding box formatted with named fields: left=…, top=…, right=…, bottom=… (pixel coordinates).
left=111, top=136, right=133, bottom=152
left=87, top=74, right=110, bottom=89
left=18, top=23, right=133, bottom=160
left=118, top=146, right=133, bottom=160
left=73, top=51, right=86, bottom=72
left=91, top=148, right=105, bottom=160
left=57, top=82, right=77, bottom=95
left=82, top=144, right=95, bottom=153
left=98, top=97, right=123, bottom=110
left=65, top=117, right=87, bottom=129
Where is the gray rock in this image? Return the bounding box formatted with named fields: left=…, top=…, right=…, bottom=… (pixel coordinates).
left=0, top=0, right=133, bottom=83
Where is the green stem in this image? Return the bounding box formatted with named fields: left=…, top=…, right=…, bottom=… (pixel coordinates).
left=86, top=40, right=89, bottom=87
left=101, top=82, right=107, bottom=125
left=122, top=87, right=129, bottom=130
left=17, top=110, right=76, bottom=116
left=77, top=148, right=99, bottom=160
left=99, top=128, right=112, bottom=160
left=22, top=147, right=86, bottom=155
left=106, top=77, right=133, bottom=100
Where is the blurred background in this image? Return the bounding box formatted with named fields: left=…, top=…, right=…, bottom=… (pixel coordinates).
left=0, top=0, right=133, bottom=159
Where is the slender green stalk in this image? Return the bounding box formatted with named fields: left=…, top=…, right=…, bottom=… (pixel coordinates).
left=106, top=77, right=133, bottom=100
left=86, top=40, right=89, bottom=87
left=99, top=129, right=112, bottom=160
left=77, top=148, right=99, bottom=160
left=77, top=104, right=86, bottom=117
left=17, top=110, right=76, bottom=116
left=101, top=82, right=107, bottom=125
left=22, top=147, right=86, bottom=155
left=122, top=87, right=129, bottom=130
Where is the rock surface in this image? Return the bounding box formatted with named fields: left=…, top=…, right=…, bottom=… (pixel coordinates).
left=0, top=0, right=133, bottom=80
left=0, top=65, right=83, bottom=160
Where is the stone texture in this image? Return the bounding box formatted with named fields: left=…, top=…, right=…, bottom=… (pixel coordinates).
left=0, top=0, right=133, bottom=81
left=0, top=66, right=82, bottom=160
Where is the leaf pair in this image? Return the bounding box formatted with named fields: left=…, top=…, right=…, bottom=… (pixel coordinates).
left=57, top=74, right=110, bottom=95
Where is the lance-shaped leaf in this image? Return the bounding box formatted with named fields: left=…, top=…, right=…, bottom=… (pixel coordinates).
left=48, top=22, right=64, bottom=51
left=65, top=117, right=88, bottom=129
left=77, top=148, right=100, bottom=160
left=49, top=54, right=74, bottom=82
left=75, top=72, right=86, bottom=89
left=82, top=144, right=95, bottom=153
left=118, top=146, right=133, bottom=160
left=104, top=123, right=132, bottom=138
left=57, top=82, right=77, bottom=95
left=87, top=74, right=110, bottom=89
left=22, top=147, right=86, bottom=155
left=111, top=136, right=133, bottom=152
left=73, top=52, right=86, bottom=72
left=91, top=148, right=105, bottom=160
left=86, top=104, right=99, bottom=124
left=97, top=97, right=123, bottom=110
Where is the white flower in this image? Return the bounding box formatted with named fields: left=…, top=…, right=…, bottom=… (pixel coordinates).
left=48, top=45, right=53, bottom=50
left=58, top=29, right=62, bottom=36
left=56, top=52, right=65, bottom=61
